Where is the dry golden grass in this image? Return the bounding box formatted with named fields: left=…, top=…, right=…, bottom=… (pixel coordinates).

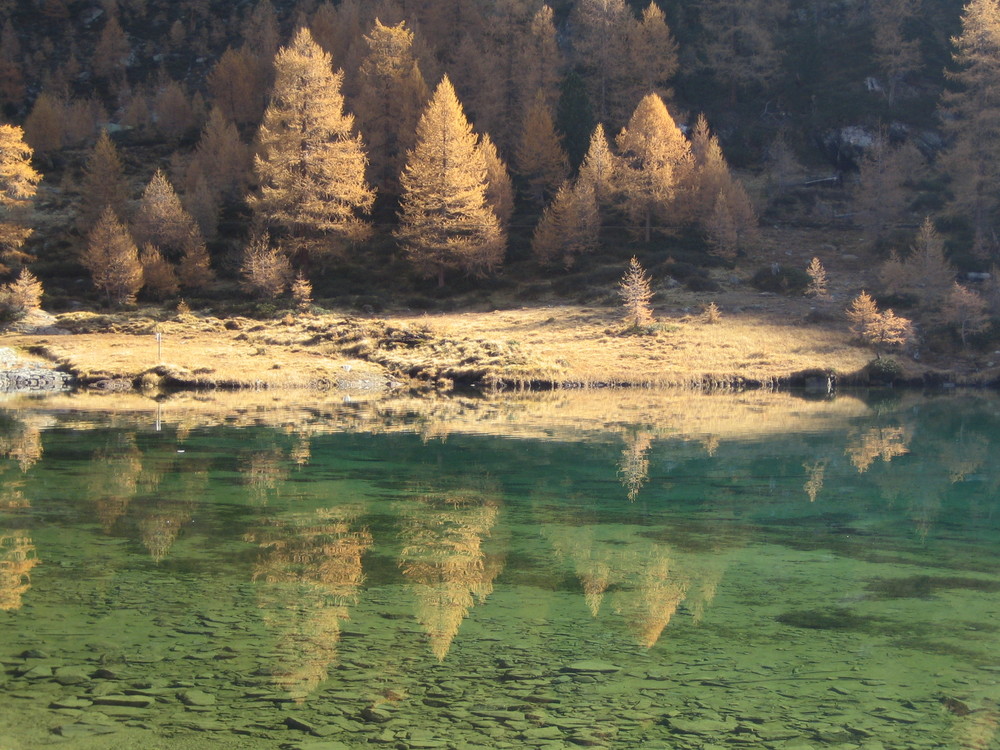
left=385, top=305, right=871, bottom=387
left=2, top=294, right=888, bottom=392
left=6, top=317, right=387, bottom=391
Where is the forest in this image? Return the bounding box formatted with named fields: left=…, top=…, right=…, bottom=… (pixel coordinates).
left=0, top=0, right=998, bottom=367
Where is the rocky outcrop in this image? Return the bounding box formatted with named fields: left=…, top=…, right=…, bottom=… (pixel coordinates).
left=0, top=348, right=71, bottom=393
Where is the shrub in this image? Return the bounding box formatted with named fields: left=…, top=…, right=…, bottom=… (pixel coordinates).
left=751, top=264, right=810, bottom=295
left=865, top=357, right=903, bottom=384
left=686, top=276, right=721, bottom=292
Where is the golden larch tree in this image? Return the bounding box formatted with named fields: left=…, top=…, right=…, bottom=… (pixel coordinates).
left=0, top=20, right=25, bottom=113
left=478, top=133, right=515, bottom=229
left=616, top=93, right=692, bottom=241
left=706, top=181, right=759, bottom=260
left=252, top=27, right=375, bottom=261
left=628, top=3, right=679, bottom=102
left=448, top=31, right=504, bottom=145
left=467, top=0, right=536, bottom=153
left=0, top=125, right=40, bottom=275
left=697, top=0, right=788, bottom=102
left=847, top=290, right=881, bottom=339
left=396, top=75, right=504, bottom=286
left=83, top=207, right=143, bottom=306
left=806, top=257, right=830, bottom=299
left=0, top=268, right=42, bottom=313
left=514, top=92, right=569, bottom=207
left=354, top=19, right=430, bottom=193
left=132, top=170, right=203, bottom=260
left=941, top=0, right=1000, bottom=253
left=853, top=130, right=915, bottom=245
left=93, top=12, right=130, bottom=91
left=620, top=256, right=655, bottom=328
left=139, top=244, right=179, bottom=300
left=309, top=0, right=369, bottom=77
left=532, top=180, right=599, bottom=268
left=847, top=293, right=914, bottom=358
left=577, top=123, right=617, bottom=209
left=179, top=168, right=218, bottom=239
left=878, top=217, right=954, bottom=310
left=151, top=78, right=197, bottom=142
left=193, top=108, right=251, bottom=203
left=688, top=114, right=732, bottom=222
left=872, top=0, right=922, bottom=104
left=240, top=231, right=291, bottom=299
left=23, top=92, right=64, bottom=155
left=943, top=282, right=990, bottom=345
left=519, top=4, right=563, bottom=115
left=571, top=0, right=638, bottom=126
left=207, top=47, right=265, bottom=126
left=78, top=129, right=129, bottom=231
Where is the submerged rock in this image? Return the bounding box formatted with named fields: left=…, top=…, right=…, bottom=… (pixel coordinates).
left=91, top=694, right=156, bottom=708
left=54, top=666, right=91, bottom=686
left=666, top=716, right=737, bottom=735
left=561, top=661, right=621, bottom=674
left=177, top=689, right=216, bottom=706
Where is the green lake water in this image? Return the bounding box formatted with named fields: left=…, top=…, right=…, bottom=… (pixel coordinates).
left=1, top=390, right=1000, bottom=749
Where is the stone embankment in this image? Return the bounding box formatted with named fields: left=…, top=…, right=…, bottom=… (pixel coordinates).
left=0, top=347, right=71, bottom=393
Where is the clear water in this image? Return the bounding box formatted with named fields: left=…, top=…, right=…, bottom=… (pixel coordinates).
left=1, top=390, right=1000, bottom=750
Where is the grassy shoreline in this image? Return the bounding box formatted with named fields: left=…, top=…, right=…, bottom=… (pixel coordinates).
left=3, top=301, right=992, bottom=393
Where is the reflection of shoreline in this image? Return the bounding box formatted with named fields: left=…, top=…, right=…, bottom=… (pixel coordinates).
left=0, top=388, right=880, bottom=445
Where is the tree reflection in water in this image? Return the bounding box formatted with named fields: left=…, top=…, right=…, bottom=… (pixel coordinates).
left=246, top=506, right=371, bottom=701
left=398, top=482, right=504, bottom=661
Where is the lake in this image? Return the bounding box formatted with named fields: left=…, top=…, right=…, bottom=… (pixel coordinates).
left=0, top=388, right=998, bottom=749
